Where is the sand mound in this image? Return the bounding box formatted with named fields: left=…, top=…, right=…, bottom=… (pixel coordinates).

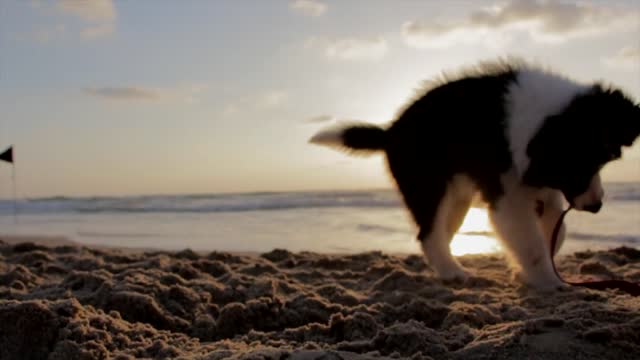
left=1, top=239, right=639, bottom=359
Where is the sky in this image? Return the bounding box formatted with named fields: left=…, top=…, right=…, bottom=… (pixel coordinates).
left=0, top=0, right=639, bottom=198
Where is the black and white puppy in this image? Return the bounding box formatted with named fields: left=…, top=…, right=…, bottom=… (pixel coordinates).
left=311, top=60, right=640, bottom=290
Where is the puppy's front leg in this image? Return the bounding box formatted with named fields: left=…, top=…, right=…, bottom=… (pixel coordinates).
left=490, top=190, right=565, bottom=291
left=536, top=190, right=567, bottom=257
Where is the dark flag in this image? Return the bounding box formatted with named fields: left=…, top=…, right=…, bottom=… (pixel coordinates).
left=0, top=146, right=13, bottom=163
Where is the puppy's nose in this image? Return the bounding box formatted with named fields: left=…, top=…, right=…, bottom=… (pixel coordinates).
left=583, top=201, right=602, bottom=213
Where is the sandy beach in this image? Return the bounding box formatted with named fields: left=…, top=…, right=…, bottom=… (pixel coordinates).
left=0, top=236, right=638, bottom=359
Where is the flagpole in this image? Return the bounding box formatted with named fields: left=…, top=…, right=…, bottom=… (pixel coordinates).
left=0, top=145, right=16, bottom=223
left=12, top=161, right=17, bottom=224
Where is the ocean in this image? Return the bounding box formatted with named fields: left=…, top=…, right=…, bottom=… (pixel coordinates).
left=1, top=182, right=638, bottom=255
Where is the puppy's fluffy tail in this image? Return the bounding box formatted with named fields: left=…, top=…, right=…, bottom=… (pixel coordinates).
left=309, top=123, right=387, bottom=154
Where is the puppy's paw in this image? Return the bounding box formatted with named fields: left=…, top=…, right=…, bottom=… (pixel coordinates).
left=513, top=270, right=567, bottom=292
left=531, top=280, right=569, bottom=293
left=439, top=267, right=471, bottom=283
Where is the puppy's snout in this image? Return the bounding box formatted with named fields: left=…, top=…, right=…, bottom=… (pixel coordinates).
left=582, top=201, right=602, bottom=213
left=572, top=173, right=604, bottom=213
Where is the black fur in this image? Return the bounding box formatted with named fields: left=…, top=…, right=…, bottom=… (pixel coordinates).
left=342, top=125, right=387, bottom=151
left=384, top=70, right=517, bottom=237
left=524, top=86, right=640, bottom=202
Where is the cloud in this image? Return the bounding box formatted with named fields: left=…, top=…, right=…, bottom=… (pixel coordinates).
left=222, top=103, right=241, bottom=117
left=222, top=90, right=290, bottom=116
left=259, top=90, right=289, bottom=108
left=290, top=0, right=327, bottom=17
left=56, top=0, right=116, bottom=22
left=305, top=116, right=372, bottom=126
left=604, top=46, right=640, bottom=69
left=402, top=0, right=640, bottom=49
left=29, top=0, right=117, bottom=40
left=84, top=87, right=158, bottom=100
left=20, top=24, right=66, bottom=43
left=84, top=84, right=206, bottom=103
left=59, top=0, right=116, bottom=39
left=80, top=23, right=115, bottom=39
left=306, top=36, right=388, bottom=61
left=306, top=115, right=334, bottom=123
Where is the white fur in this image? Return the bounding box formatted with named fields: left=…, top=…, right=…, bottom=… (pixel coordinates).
left=536, top=189, right=566, bottom=257
left=506, top=68, right=590, bottom=178
left=489, top=170, right=566, bottom=290
left=427, top=170, right=568, bottom=289
left=573, top=173, right=604, bottom=211
left=494, top=68, right=599, bottom=284
left=421, top=171, right=566, bottom=290
left=421, top=174, right=475, bottom=281
left=427, top=174, right=569, bottom=285
left=309, top=127, right=345, bottom=147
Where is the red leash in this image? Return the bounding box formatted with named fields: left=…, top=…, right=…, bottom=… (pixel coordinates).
left=550, top=207, right=640, bottom=296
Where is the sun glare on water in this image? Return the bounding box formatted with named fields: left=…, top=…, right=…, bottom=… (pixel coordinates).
left=450, top=207, right=501, bottom=256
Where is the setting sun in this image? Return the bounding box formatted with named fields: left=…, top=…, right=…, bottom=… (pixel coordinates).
left=451, top=207, right=501, bottom=256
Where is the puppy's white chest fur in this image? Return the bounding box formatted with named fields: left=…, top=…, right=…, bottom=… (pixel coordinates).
left=506, top=69, right=590, bottom=178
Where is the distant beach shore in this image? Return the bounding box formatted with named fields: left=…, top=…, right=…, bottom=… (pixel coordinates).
left=1, top=235, right=639, bottom=359
left=1, top=184, right=639, bottom=256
